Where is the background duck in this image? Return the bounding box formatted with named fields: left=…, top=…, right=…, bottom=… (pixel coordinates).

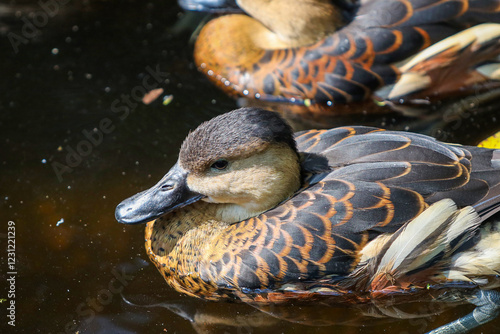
left=181, top=0, right=500, bottom=114
left=116, top=108, right=500, bottom=333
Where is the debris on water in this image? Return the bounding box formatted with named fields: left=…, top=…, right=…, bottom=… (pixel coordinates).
left=56, top=218, right=65, bottom=227
left=142, top=88, right=164, bottom=105
left=162, top=94, right=174, bottom=106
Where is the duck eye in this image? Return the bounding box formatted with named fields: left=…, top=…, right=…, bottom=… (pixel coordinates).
left=211, top=159, right=229, bottom=170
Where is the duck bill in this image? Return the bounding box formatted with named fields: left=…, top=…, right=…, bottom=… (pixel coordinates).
left=177, top=0, right=242, bottom=13
left=115, top=163, right=203, bottom=224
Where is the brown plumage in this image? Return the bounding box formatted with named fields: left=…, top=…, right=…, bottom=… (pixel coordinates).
left=116, top=108, right=500, bottom=309
left=185, top=0, right=500, bottom=112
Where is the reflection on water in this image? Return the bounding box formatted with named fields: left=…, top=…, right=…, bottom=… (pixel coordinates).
left=1, top=1, right=499, bottom=333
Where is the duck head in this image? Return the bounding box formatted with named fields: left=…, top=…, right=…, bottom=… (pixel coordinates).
left=116, top=108, right=302, bottom=225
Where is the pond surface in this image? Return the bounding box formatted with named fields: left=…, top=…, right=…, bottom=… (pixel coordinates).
left=1, top=1, right=499, bottom=333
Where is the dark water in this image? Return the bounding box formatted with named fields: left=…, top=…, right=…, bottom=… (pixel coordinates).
left=1, top=1, right=499, bottom=333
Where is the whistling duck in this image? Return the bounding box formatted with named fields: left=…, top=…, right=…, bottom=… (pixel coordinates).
left=180, top=0, right=500, bottom=111
left=116, top=108, right=500, bottom=333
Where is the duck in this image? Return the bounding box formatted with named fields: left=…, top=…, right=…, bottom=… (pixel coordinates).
left=180, top=0, right=500, bottom=114
left=116, top=108, right=500, bottom=333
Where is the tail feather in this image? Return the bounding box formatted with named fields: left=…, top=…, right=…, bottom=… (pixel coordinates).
left=378, top=23, right=500, bottom=101
left=445, top=220, right=500, bottom=282
left=377, top=199, right=460, bottom=275
left=473, top=192, right=500, bottom=222
left=348, top=199, right=495, bottom=290
left=445, top=206, right=482, bottom=253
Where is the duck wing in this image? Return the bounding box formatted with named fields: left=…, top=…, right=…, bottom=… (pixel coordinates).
left=201, top=127, right=500, bottom=290
left=277, top=0, right=500, bottom=102
left=298, top=126, right=500, bottom=207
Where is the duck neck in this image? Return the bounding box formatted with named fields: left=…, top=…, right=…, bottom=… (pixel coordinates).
left=144, top=203, right=229, bottom=297
left=145, top=202, right=226, bottom=258
left=201, top=145, right=302, bottom=223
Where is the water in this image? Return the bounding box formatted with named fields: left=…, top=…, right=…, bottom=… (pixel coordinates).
left=1, top=1, right=499, bottom=333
